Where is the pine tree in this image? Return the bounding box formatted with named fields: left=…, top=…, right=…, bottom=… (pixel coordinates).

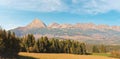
left=65, top=40, right=72, bottom=53
left=80, top=43, right=86, bottom=54
left=0, top=29, right=20, bottom=58
left=99, top=44, right=107, bottom=53
left=43, top=36, right=50, bottom=52
left=59, top=40, right=65, bottom=53
left=37, top=36, right=48, bottom=53
left=70, top=41, right=75, bottom=54
left=92, top=45, right=99, bottom=53
left=23, top=34, right=35, bottom=52
left=19, top=35, right=87, bottom=55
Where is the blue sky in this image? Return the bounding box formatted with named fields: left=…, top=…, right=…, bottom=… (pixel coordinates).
left=0, top=0, right=120, bottom=30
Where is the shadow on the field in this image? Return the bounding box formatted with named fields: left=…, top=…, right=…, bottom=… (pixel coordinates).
left=17, top=55, right=37, bottom=59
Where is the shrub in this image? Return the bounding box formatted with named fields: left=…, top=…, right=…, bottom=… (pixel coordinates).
left=111, top=50, right=120, bottom=58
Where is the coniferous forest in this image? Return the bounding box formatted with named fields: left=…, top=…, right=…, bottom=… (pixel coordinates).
left=0, top=29, right=87, bottom=58
left=0, top=28, right=120, bottom=58
left=20, top=34, right=87, bottom=54
left=0, top=29, right=20, bottom=58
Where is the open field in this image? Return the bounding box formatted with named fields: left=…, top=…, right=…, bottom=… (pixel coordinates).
left=19, top=52, right=118, bottom=59
left=93, top=53, right=111, bottom=57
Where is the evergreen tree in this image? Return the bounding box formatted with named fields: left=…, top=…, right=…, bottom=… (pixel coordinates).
left=92, top=45, right=99, bottom=53
left=43, top=36, right=50, bottom=53
left=0, top=29, right=20, bottom=58
left=49, top=38, right=60, bottom=53
left=38, top=36, right=45, bottom=52
left=58, top=40, right=65, bottom=53
left=99, top=44, right=107, bottom=53
left=80, top=43, right=86, bottom=54
left=70, top=41, right=76, bottom=54
left=33, top=39, right=40, bottom=53
left=35, top=36, right=50, bottom=53
left=23, top=34, right=35, bottom=52
left=19, top=35, right=87, bottom=55
left=65, top=40, right=72, bottom=53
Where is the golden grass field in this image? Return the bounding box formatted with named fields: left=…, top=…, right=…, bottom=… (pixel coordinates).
left=18, top=52, right=118, bottom=59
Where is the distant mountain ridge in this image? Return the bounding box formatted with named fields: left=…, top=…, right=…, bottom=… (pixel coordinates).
left=14, top=18, right=120, bottom=31
left=11, top=18, right=120, bottom=45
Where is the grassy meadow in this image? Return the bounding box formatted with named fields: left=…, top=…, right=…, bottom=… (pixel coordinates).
left=18, top=52, right=118, bottom=59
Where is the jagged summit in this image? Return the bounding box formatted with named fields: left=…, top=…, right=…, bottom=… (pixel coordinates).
left=48, top=22, right=60, bottom=28
left=27, top=18, right=47, bottom=28
left=11, top=18, right=120, bottom=45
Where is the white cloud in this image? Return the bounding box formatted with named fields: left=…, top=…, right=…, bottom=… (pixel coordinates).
left=0, top=24, right=19, bottom=30
left=0, top=0, right=120, bottom=14
left=70, top=0, right=120, bottom=14
left=0, top=0, right=67, bottom=12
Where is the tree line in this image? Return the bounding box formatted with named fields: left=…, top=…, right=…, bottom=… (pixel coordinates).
left=0, top=29, right=87, bottom=58
left=20, top=34, right=87, bottom=54
left=0, top=29, right=20, bottom=58
left=0, top=28, right=110, bottom=58
left=19, top=34, right=108, bottom=54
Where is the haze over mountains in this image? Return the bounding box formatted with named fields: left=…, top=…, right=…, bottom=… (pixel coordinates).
left=11, top=18, right=120, bottom=45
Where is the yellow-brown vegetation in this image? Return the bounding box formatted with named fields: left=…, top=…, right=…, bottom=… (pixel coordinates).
left=19, top=52, right=118, bottom=59
left=111, top=51, right=120, bottom=58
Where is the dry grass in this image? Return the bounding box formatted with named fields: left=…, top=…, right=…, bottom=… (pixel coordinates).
left=19, top=52, right=118, bottom=59
left=111, top=51, right=120, bottom=58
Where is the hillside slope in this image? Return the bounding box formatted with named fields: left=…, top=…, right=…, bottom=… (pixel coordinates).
left=11, top=18, right=120, bottom=45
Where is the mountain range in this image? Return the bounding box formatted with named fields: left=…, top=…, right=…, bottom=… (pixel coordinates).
left=11, top=18, right=120, bottom=45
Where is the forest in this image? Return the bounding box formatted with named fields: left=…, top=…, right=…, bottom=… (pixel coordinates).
left=0, top=28, right=120, bottom=58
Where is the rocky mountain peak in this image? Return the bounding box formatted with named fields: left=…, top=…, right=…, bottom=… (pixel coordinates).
left=48, top=22, right=60, bottom=28
left=27, top=18, right=47, bottom=28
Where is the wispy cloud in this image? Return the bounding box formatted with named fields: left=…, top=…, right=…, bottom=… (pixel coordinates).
left=0, top=0, right=67, bottom=12
left=69, top=0, right=120, bottom=14
left=0, top=0, right=120, bottom=14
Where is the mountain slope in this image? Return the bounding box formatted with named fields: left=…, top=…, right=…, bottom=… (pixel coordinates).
left=11, top=18, right=120, bottom=45
left=27, top=18, right=47, bottom=28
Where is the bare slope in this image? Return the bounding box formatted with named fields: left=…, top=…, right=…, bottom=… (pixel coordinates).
left=27, top=18, right=47, bottom=28
left=11, top=18, right=120, bottom=45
